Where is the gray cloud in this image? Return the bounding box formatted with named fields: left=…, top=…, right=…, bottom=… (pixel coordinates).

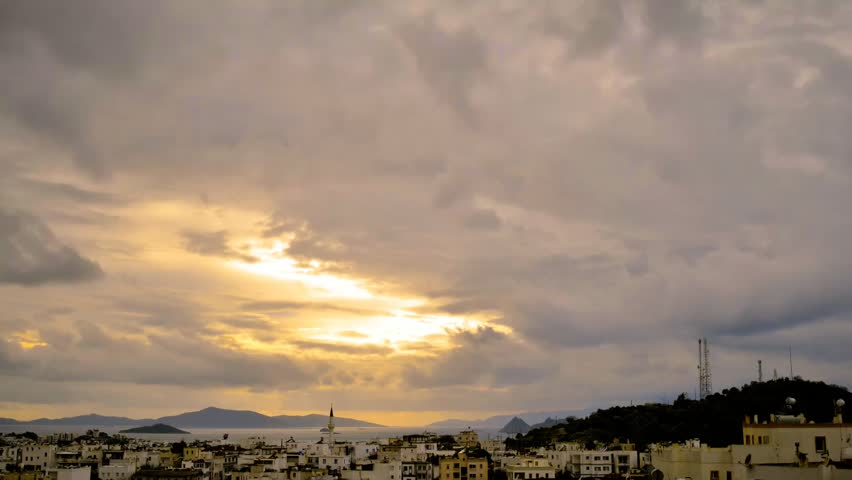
left=290, top=340, right=394, bottom=356
left=0, top=323, right=322, bottom=390
left=182, top=230, right=258, bottom=263
left=463, top=209, right=502, bottom=231
left=396, top=14, right=488, bottom=123
left=404, top=327, right=557, bottom=389
left=0, top=210, right=103, bottom=285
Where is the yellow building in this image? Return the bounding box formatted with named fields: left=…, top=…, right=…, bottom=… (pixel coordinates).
left=652, top=409, right=852, bottom=480
left=440, top=450, right=488, bottom=480
left=455, top=430, right=479, bottom=449
left=0, top=472, right=47, bottom=480
left=742, top=414, right=852, bottom=462
left=182, top=448, right=202, bottom=462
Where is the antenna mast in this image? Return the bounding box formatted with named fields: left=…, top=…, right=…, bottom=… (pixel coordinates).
left=703, top=337, right=712, bottom=398
left=698, top=339, right=703, bottom=400
left=789, top=346, right=794, bottom=378
left=698, top=338, right=713, bottom=399
left=758, top=360, right=763, bottom=383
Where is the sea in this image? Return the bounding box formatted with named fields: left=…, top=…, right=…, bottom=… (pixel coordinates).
left=0, top=426, right=505, bottom=444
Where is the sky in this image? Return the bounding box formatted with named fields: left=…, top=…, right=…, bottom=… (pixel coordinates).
left=2, top=0, right=852, bottom=427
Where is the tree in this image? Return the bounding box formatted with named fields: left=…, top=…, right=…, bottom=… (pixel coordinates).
left=437, top=435, right=456, bottom=450
left=171, top=440, right=187, bottom=454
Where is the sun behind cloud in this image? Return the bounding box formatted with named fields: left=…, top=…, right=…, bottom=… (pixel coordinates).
left=227, top=239, right=503, bottom=352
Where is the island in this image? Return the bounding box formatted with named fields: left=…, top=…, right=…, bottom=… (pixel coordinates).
left=119, top=423, right=189, bottom=434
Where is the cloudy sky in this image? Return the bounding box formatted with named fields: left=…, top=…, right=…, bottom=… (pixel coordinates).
left=2, top=0, right=852, bottom=426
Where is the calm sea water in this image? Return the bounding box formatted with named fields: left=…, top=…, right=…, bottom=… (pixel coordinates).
left=0, top=426, right=504, bottom=443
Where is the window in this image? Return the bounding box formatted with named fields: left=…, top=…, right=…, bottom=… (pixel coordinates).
left=726, top=472, right=732, bottom=480
left=816, top=436, right=827, bottom=453
left=758, top=436, right=762, bottom=445
left=745, top=436, right=751, bottom=445
left=710, top=471, right=719, bottom=480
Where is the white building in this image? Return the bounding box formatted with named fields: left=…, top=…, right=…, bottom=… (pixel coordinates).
left=317, top=454, right=348, bottom=471
left=56, top=467, right=91, bottom=480
left=409, top=443, right=438, bottom=461
left=504, top=457, right=556, bottom=480
left=341, top=461, right=403, bottom=480
left=21, top=445, right=56, bottom=470
left=542, top=443, right=583, bottom=472
left=0, top=446, right=19, bottom=471
left=240, top=437, right=267, bottom=449
left=610, top=450, right=638, bottom=475
left=400, top=461, right=434, bottom=480
left=100, top=463, right=136, bottom=480
left=352, top=443, right=380, bottom=461
left=124, top=451, right=161, bottom=469
left=568, top=451, right=613, bottom=478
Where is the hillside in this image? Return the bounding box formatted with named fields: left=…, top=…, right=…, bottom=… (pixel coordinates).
left=29, top=414, right=156, bottom=426
left=500, top=417, right=531, bottom=435
left=119, top=424, right=189, bottom=434
left=507, top=378, right=852, bottom=451
left=274, top=414, right=378, bottom=427
left=156, top=407, right=278, bottom=428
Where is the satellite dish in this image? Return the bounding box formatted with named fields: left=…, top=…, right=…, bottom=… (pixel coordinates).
left=744, top=454, right=752, bottom=466
left=837, top=399, right=846, bottom=408
left=786, top=397, right=797, bottom=406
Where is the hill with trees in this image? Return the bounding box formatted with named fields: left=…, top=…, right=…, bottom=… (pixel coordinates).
left=119, top=423, right=189, bottom=434
left=507, top=378, right=851, bottom=451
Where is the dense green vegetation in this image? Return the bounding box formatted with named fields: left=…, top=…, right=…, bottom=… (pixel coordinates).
left=507, top=378, right=851, bottom=451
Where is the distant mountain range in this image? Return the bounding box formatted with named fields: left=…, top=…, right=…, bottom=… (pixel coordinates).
left=425, top=409, right=591, bottom=430
left=0, top=407, right=383, bottom=428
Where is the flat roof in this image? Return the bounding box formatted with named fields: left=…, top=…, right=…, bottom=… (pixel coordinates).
left=743, top=422, right=852, bottom=429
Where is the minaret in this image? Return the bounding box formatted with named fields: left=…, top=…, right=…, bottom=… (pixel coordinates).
left=327, top=404, right=335, bottom=448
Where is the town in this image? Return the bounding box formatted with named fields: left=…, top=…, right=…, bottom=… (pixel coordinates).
left=2, top=396, right=851, bottom=480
